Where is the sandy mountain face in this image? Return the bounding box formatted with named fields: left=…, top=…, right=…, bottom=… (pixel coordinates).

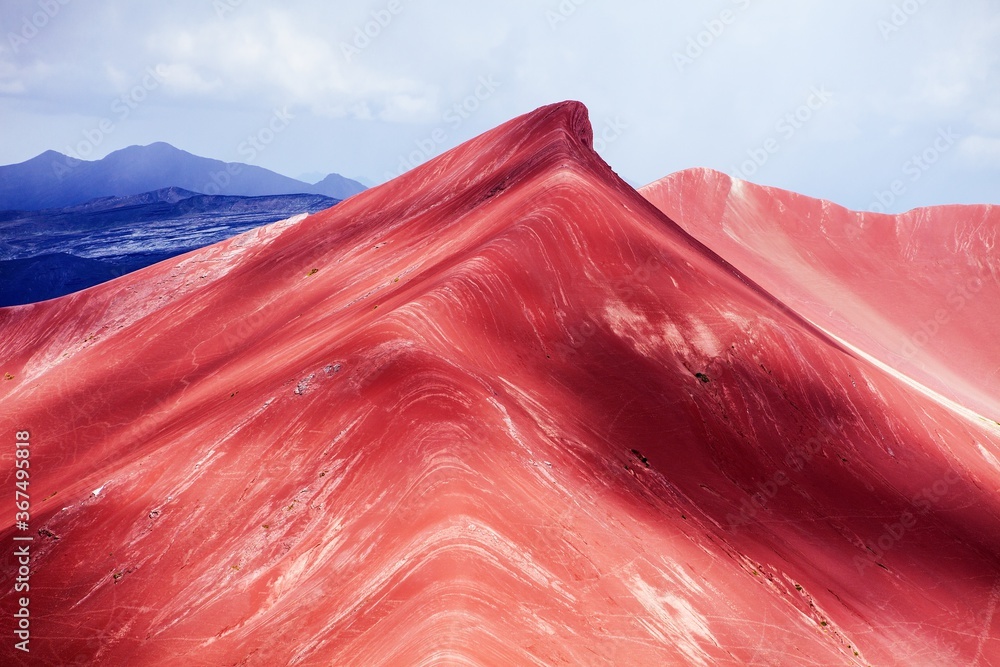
left=1, top=102, right=998, bottom=665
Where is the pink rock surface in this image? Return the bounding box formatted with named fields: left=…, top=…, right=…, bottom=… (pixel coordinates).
left=1, top=102, right=999, bottom=665
left=641, top=168, right=1000, bottom=420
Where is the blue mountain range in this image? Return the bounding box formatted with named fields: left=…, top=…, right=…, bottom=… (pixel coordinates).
left=0, top=187, right=339, bottom=306
left=0, top=143, right=366, bottom=306
left=0, top=142, right=365, bottom=210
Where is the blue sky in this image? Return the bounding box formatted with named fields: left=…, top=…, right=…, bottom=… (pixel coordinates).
left=2, top=0, right=998, bottom=212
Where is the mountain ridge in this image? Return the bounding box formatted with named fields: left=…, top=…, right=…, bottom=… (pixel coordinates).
left=640, top=167, right=1000, bottom=420
left=0, top=188, right=339, bottom=306
left=0, top=143, right=366, bottom=210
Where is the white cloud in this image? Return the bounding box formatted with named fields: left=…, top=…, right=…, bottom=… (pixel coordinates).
left=971, top=107, right=1000, bottom=134
left=141, top=8, right=440, bottom=121
left=0, top=0, right=996, bottom=208
left=0, top=79, right=25, bottom=94
left=155, top=63, right=222, bottom=96
left=959, top=136, right=1000, bottom=165
left=378, top=93, right=441, bottom=123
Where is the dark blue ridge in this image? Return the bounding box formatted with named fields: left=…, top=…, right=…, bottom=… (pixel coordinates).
left=0, top=188, right=339, bottom=306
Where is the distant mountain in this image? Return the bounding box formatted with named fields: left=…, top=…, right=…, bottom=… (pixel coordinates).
left=312, top=172, right=368, bottom=197
left=0, top=187, right=338, bottom=305
left=0, top=143, right=366, bottom=210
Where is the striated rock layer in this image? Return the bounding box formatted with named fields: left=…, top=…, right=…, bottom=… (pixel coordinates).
left=1, top=102, right=999, bottom=665
left=641, top=169, right=1000, bottom=421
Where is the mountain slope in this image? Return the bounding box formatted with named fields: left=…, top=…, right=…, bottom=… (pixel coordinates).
left=640, top=168, right=1000, bottom=421
left=1, top=103, right=998, bottom=665
left=0, top=143, right=365, bottom=210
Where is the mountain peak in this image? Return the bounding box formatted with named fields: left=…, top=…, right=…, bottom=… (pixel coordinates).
left=104, top=141, right=189, bottom=161
left=370, top=100, right=601, bottom=207
left=9, top=149, right=69, bottom=168
left=311, top=172, right=367, bottom=199
left=0, top=143, right=366, bottom=210
left=530, top=99, right=594, bottom=147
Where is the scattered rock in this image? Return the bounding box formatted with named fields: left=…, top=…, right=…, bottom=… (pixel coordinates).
left=295, top=374, right=316, bottom=395
left=630, top=449, right=650, bottom=468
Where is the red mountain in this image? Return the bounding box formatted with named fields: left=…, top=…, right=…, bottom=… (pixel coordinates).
left=640, top=168, right=1000, bottom=422
left=2, top=102, right=998, bottom=665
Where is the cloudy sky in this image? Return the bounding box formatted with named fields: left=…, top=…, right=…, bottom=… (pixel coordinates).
left=2, top=0, right=998, bottom=211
